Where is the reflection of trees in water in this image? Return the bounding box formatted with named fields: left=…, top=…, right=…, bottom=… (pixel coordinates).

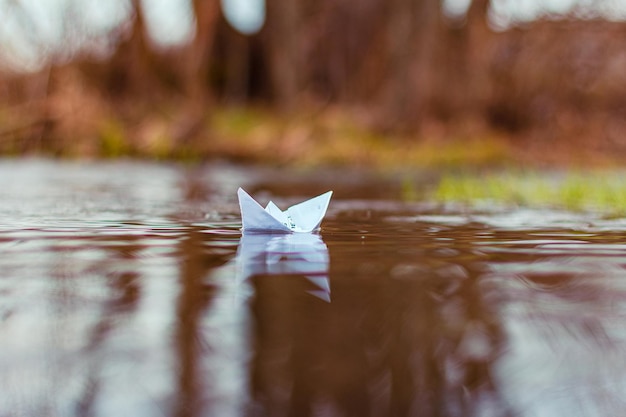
left=248, top=238, right=512, bottom=417
left=68, top=236, right=145, bottom=416
left=58, top=225, right=237, bottom=417
left=173, top=227, right=234, bottom=417
left=34, top=213, right=512, bottom=416
left=380, top=265, right=509, bottom=417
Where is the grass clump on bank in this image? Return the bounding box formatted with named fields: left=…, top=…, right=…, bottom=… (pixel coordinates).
left=433, top=171, right=626, bottom=214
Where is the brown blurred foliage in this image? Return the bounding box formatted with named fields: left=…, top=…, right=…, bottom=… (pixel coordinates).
left=1, top=0, right=626, bottom=161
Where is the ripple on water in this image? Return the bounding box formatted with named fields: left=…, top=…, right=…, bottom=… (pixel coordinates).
left=3, top=161, right=626, bottom=416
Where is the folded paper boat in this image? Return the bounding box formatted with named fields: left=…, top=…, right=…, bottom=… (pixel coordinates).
left=238, top=188, right=332, bottom=233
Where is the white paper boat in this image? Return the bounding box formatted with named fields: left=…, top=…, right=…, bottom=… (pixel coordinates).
left=237, top=188, right=332, bottom=233
left=236, top=232, right=331, bottom=301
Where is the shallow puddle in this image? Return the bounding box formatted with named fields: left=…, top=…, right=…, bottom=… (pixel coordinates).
left=1, top=159, right=625, bottom=416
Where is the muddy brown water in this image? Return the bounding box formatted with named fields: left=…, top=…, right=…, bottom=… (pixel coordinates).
left=1, top=159, right=626, bottom=417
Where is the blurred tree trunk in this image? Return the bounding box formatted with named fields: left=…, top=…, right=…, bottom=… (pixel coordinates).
left=434, top=0, right=492, bottom=130
left=107, top=0, right=156, bottom=96
left=172, top=0, right=221, bottom=144
left=413, top=0, right=443, bottom=118
left=223, top=30, right=250, bottom=103
left=382, top=0, right=443, bottom=131
left=184, top=0, right=220, bottom=105
left=465, top=0, right=492, bottom=113
left=264, top=0, right=301, bottom=109
left=107, top=0, right=220, bottom=104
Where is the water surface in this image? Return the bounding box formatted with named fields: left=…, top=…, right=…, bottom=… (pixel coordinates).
left=1, top=159, right=626, bottom=417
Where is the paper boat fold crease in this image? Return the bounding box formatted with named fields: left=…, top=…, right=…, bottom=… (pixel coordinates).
left=238, top=188, right=332, bottom=233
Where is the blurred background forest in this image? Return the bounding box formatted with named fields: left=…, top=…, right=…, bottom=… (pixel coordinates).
left=2, top=0, right=626, bottom=166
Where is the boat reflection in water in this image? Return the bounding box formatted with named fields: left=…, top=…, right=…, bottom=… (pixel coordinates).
left=236, top=232, right=331, bottom=302
left=236, top=231, right=340, bottom=416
